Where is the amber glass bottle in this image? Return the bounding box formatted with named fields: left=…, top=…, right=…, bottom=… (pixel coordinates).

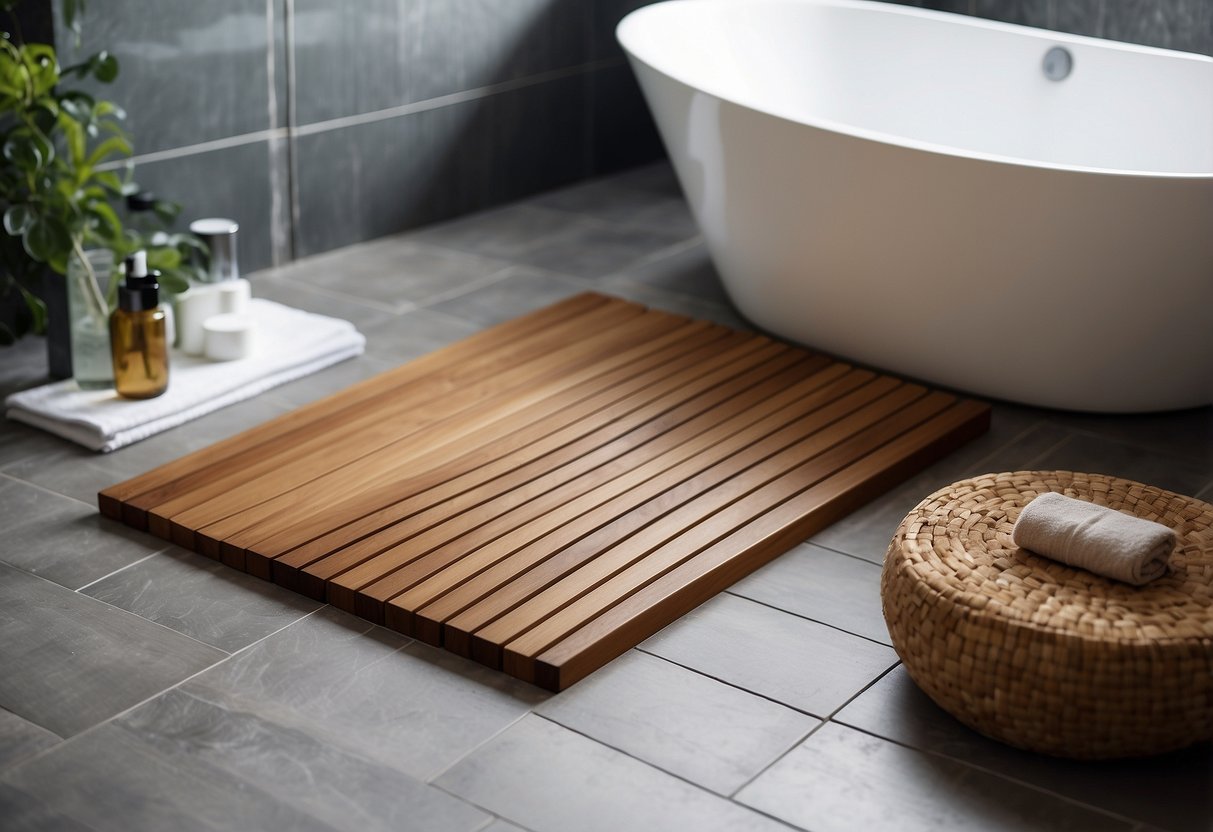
left=110, top=252, right=169, bottom=399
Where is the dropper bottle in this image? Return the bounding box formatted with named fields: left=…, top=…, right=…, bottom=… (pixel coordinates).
left=110, top=250, right=170, bottom=399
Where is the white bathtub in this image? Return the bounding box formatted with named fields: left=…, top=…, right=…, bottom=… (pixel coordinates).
left=619, top=0, right=1213, bottom=413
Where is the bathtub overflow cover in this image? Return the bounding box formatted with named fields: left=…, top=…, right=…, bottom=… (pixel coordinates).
left=1043, top=46, right=1072, bottom=81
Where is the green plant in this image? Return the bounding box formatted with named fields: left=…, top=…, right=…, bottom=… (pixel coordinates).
left=0, top=0, right=199, bottom=345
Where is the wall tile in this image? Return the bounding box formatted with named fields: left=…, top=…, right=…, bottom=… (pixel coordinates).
left=54, top=0, right=274, bottom=155
left=131, top=139, right=279, bottom=273
left=292, top=0, right=592, bottom=126
left=589, top=64, right=665, bottom=175
left=1101, top=0, right=1213, bottom=55
left=293, top=74, right=591, bottom=256
left=1050, top=0, right=1105, bottom=37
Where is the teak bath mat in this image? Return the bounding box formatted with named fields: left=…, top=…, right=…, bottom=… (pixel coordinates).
left=100, top=293, right=990, bottom=690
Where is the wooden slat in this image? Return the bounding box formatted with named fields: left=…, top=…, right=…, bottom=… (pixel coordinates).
left=100, top=294, right=991, bottom=691
left=150, top=302, right=656, bottom=549
left=276, top=338, right=797, bottom=599
left=396, top=363, right=869, bottom=645
left=99, top=292, right=613, bottom=527
left=320, top=348, right=822, bottom=619
left=524, top=400, right=992, bottom=690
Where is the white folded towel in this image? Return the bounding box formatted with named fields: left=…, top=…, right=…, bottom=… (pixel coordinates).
left=5, top=299, right=365, bottom=452
left=1011, top=491, right=1175, bottom=585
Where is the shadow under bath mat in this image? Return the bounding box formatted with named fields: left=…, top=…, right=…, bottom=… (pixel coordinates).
left=100, top=293, right=990, bottom=691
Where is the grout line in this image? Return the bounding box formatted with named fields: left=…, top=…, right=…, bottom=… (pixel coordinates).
left=290, top=58, right=623, bottom=139
left=1, top=606, right=327, bottom=774
left=409, top=266, right=523, bottom=310
left=833, top=721, right=1152, bottom=830
left=93, top=59, right=622, bottom=174
left=720, top=589, right=893, bottom=649
left=266, top=269, right=419, bottom=316
left=1, top=559, right=234, bottom=659
left=0, top=470, right=111, bottom=511
left=73, top=549, right=168, bottom=594
left=726, top=662, right=901, bottom=801
left=97, top=128, right=290, bottom=170
left=526, top=713, right=805, bottom=830
left=633, top=647, right=825, bottom=721
left=283, top=0, right=301, bottom=261
left=424, top=710, right=535, bottom=787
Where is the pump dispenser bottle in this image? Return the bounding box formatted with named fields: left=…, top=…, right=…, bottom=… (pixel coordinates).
left=110, top=251, right=170, bottom=399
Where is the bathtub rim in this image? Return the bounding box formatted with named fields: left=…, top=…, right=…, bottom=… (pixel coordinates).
left=617, top=0, right=1213, bottom=181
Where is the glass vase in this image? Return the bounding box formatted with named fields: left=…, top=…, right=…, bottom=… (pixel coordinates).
left=66, top=249, right=115, bottom=389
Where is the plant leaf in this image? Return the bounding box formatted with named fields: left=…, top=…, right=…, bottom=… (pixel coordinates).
left=18, top=284, right=47, bottom=334
left=3, top=204, right=34, bottom=236
left=94, top=52, right=118, bottom=83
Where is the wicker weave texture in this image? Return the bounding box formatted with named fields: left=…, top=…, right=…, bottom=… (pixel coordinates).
left=882, top=471, right=1213, bottom=759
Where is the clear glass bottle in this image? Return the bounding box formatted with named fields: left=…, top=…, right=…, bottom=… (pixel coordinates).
left=110, top=252, right=169, bottom=399
left=66, top=249, right=115, bottom=389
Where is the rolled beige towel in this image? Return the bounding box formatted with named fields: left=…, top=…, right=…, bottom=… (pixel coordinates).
left=1011, top=491, right=1175, bottom=586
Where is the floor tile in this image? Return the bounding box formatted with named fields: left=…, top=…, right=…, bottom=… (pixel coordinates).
left=640, top=593, right=898, bottom=716
left=0, top=708, right=59, bottom=772
left=263, top=354, right=397, bottom=409
left=3, top=395, right=291, bottom=506
left=435, top=714, right=791, bottom=832
left=595, top=281, right=751, bottom=329
left=2, top=723, right=336, bottom=832
left=603, top=242, right=729, bottom=306
left=729, top=543, right=891, bottom=645
left=738, top=722, right=1133, bottom=832
left=282, top=237, right=512, bottom=310
left=480, top=821, right=529, bottom=832
left=510, top=220, right=688, bottom=280
left=82, top=546, right=322, bottom=652
left=428, top=268, right=587, bottom=328
left=835, top=667, right=1213, bottom=832
left=609, top=162, right=683, bottom=196
left=0, top=418, right=64, bottom=471
left=251, top=272, right=401, bottom=332
left=1044, top=406, right=1213, bottom=468
left=116, top=688, right=489, bottom=832
left=810, top=413, right=1064, bottom=563
left=0, top=781, right=94, bottom=832
left=1026, top=430, right=1212, bottom=497
left=359, top=307, right=482, bottom=363
left=183, top=606, right=545, bottom=781
left=537, top=650, right=817, bottom=795
left=410, top=204, right=588, bottom=261
left=0, top=562, right=225, bottom=737
left=0, top=477, right=164, bottom=590
left=531, top=177, right=699, bottom=241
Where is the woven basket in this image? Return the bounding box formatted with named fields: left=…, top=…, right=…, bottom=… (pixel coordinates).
left=881, top=471, right=1213, bottom=759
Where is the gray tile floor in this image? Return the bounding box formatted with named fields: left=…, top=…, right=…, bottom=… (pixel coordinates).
left=2, top=163, right=1211, bottom=832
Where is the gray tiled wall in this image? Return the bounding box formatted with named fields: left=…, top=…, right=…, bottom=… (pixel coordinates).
left=903, top=0, right=1213, bottom=54
left=52, top=1, right=1207, bottom=273
left=53, top=0, right=659, bottom=272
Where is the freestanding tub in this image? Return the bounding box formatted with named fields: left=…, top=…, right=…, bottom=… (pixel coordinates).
left=618, top=0, right=1213, bottom=412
